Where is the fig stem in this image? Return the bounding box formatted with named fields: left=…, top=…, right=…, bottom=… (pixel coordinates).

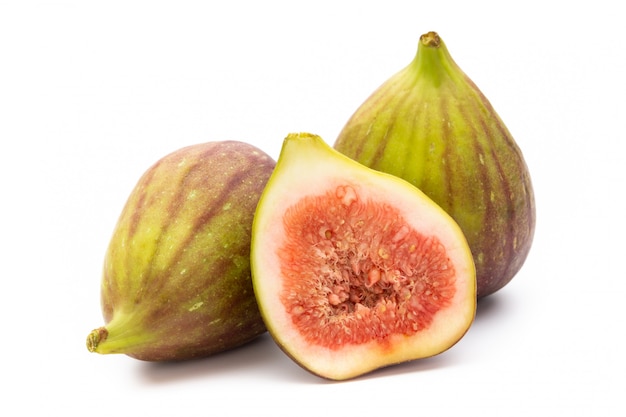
left=86, top=327, right=108, bottom=353
left=411, top=31, right=464, bottom=87
left=85, top=313, right=157, bottom=355
left=420, top=31, right=441, bottom=48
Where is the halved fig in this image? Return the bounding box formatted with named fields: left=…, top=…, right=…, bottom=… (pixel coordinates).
left=251, top=133, right=476, bottom=380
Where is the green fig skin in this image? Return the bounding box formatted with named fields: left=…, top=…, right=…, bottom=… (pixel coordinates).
left=86, top=141, right=275, bottom=361
left=334, top=32, right=535, bottom=298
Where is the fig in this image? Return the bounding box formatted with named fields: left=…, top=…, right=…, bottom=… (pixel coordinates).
left=334, top=31, right=536, bottom=298
left=86, top=141, right=275, bottom=361
left=251, top=132, right=476, bottom=380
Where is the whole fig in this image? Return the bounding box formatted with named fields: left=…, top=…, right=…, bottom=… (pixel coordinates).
left=86, top=141, right=275, bottom=361
left=334, top=31, right=535, bottom=298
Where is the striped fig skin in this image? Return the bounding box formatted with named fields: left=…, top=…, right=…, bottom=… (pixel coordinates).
left=334, top=32, right=535, bottom=298
left=87, top=141, right=275, bottom=361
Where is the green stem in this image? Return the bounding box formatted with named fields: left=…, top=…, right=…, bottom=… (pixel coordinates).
left=85, top=312, right=153, bottom=355
left=410, top=31, right=464, bottom=88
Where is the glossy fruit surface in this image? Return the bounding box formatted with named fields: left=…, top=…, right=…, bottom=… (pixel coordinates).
left=334, top=32, right=535, bottom=298
left=86, top=141, right=275, bottom=361
left=251, top=133, right=475, bottom=380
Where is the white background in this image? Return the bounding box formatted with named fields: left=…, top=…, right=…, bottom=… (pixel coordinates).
left=2, top=1, right=624, bottom=415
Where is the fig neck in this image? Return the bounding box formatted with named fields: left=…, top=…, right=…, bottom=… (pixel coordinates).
left=409, top=31, right=464, bottom=87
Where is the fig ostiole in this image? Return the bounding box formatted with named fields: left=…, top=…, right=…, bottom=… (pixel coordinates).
left=86, top=141, right=275, bottom=361
left=334, top=31, right=536, bottom=298
left=251, top=133, right=476, bottom=380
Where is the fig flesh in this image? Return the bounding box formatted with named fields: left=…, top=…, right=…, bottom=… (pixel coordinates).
left=251, top=133, right=476, bottom=380
left=334, top=32, right=536, bottom=298
left=86, top=141, right=275, bottom=361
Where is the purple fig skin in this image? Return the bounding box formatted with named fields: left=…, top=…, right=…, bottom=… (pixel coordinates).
left=86, top=141, right=275, bottom=361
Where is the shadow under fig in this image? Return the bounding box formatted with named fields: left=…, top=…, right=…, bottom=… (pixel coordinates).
left=136, top=291, right=517, bottom=385
left=473, top=289, right=517, bottom=327
left=136, top=330, right=458, bottom=385
left=136, top=332, right=319, bottom=385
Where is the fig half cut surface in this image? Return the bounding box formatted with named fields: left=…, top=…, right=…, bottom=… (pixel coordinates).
left=251, top=133, right=476, bottom=380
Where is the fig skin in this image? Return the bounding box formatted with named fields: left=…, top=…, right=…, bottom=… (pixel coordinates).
left=334, top=32, right=536, bottom=298
left=251, top=133, right=476, bottom=380
left=86, top=141, right=275, bottom=361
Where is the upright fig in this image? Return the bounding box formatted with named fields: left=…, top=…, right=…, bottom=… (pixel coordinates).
left=334, top=31, right=535, bottom=298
